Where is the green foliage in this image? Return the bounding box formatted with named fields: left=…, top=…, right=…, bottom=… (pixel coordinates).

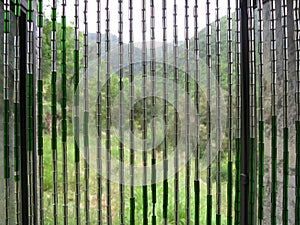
left=42, top=18, right=83, bottom=133
left=40, top=14, right=236, bottom=223
left=42, top=133, right=232, bottom=225
left=41, top=15, right=235, bottom=152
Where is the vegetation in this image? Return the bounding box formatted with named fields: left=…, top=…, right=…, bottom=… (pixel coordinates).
left=41, top=14, right=233, bottom=154
left=40, top=14, right=235, bottom=224
left=42, top=133, right=231, bottom=225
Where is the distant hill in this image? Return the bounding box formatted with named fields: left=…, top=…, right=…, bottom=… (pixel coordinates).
left=88, top=14, right=235, bottom=90
left=88, top=33, right=143, bottom=74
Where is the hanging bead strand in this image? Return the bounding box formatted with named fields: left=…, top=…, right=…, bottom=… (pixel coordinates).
left=184, top=1, right=191, bottom=223
left=281, top=1, right=289, bottom=224
left=215, top=0, right=221, bottom=223
left=105, top=1, right=112, bottom=224
left=295, top=1, right=300, bottom=224
left=83, top=0, right=90, bottom=223
left=3, top=0, right=10, bottom=224
left=226, top=0, right=233, bottom=224
left=257, top=0, right=265, bottom=224
left=162, top=0, right=168, bottom=224
left=96, top=0, right=102, bottom=224
left=37, top=0, right=44, bottom=222
left=173, top=1, right=179, bottom=224
left=60, top=0, right=68, bottom=223
left=234, top=1, right=241, bottom=224
left=50, top=1, right=58, bottom=223
left=206, top=1, right=212, bottom=224
left=141, top=0, right=148, bottom=224
left=27, top=0, right=34, bottom=222
left=13, top=0, right=21, bottom=223
left=73, top=0, right=80, bottom=223
left=194, top=0, right=200, bottom=224
left=118, top=0, right=125, bottom=223
left=270, top=1, right=278, bottom=224
left=150, top=0, right=156, bottom=224
left=128, top=0, right=135, bottom=223
left=248, top=1, right=256, bottom=224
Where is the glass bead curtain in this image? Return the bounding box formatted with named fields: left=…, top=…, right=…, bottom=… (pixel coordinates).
left=0, top=0, right=299, bottom=224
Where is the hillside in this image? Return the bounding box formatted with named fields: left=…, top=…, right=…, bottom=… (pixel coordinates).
left=88, top=14, right=234, bottom=90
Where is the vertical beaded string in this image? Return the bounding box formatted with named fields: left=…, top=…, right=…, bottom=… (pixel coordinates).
left=13, top=0, right=21, bottom=223
left=206, top=1, right=212, bottom=224
left=150, top=0, right=156, bottom=224
left=73, top=0, right=80, bottom=223
left=234, top=1, right=241, bottom=224
left=96, top=0, right=102, bottom=224
left=61, top=0, right=68, bottom=223
left=162, top=1, right=168, bottom=224
left=118, top=0, right=125, bottom=224
left=193, top=0, right=200, bottom=224
left=215, top=1, right=221, bottom=224
left=248, top=1, right=256, bottom=224
left=83, top=0, right=90, bottom=223
left=184, top=1, right=191, bottom=223
left=105, top=1, right=112, bottom=224
left=37, top=0, right=44, bottom=223
left=51, top=0, right=58, bottom=223
left=128, top=0, right=135, bottom=223
left=270, top=1, right=278, bottom=224
left=257, top=0, right=265, bottom=224
left=173, top=1, right=179, bottom=223
left=141, top=0, right=148, bottom=223
left=27, top=0, right=34, bottom=222
left=226, top=0, right=233, bottom=224
left=295, top=1, right=300, bottom=224
left=281, top=1, right=289, bottom=224
left=3, top=0, right=10, bottom=224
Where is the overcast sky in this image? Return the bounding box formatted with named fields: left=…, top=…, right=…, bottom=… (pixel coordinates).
left=45, top=0, right=235, bottom=43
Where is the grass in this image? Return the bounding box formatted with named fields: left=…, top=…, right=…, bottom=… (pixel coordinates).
left=42, top=133, right=234, bottom=224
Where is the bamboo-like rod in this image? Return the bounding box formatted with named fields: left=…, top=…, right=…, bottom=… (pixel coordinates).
left=3, top=0, right=10, bottom=224
left=51, top=1, right=58, bottom=223
left=248, top=1, right=256, bottom=224
left=226, top=0, right=233, bottom=224
left=83, top=0, right=90, bottom=223
left=118, top=0, right=125, bottom=224
left=295, top=1, right=300, bottom=123
left=206, top=1, right=212, bottom=224
left=184, top=1, right=190, bottom=223
left=173, top=1, right=179, bottom=224
left=13, top=0, right=21, bottom=223
left=105, top=1, right=112, bottom=224
left=193, top=0, right=200, bottom=224
left=6, top=1, right=300, bottom=224
left=295, top=1, right=300, bottom=225
left=37, top=0, right=44, bottom=223
left=215, top=1, right=221, bottom=224
left=281, top=1, right=289, bottom=224
left=60, top=0, right=68, bottom=223
left=73, top=0, right=80, bottom=223
left=128, top=0, right=135, bottom=223
left=150, top=0, right=156, bottom=224
left=96, top=0, right=102, bottom=224
left=234, top=1, right=241, bottom=224
left=13, top=39, right=21, bottom=221
left=162, top=1, right=168, bottom=224
left=257, top=0, right=265, bottom=224
left=141, top=1, right=148, bottom=224
left=96, top=4, right=103, bottom=224
left=270, top=1, right=278, bottom=224
left=27, top=0, right=34, bottom=223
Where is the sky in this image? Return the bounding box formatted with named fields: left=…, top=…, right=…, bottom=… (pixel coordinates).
left=45, top=0, right=236, bottom=43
